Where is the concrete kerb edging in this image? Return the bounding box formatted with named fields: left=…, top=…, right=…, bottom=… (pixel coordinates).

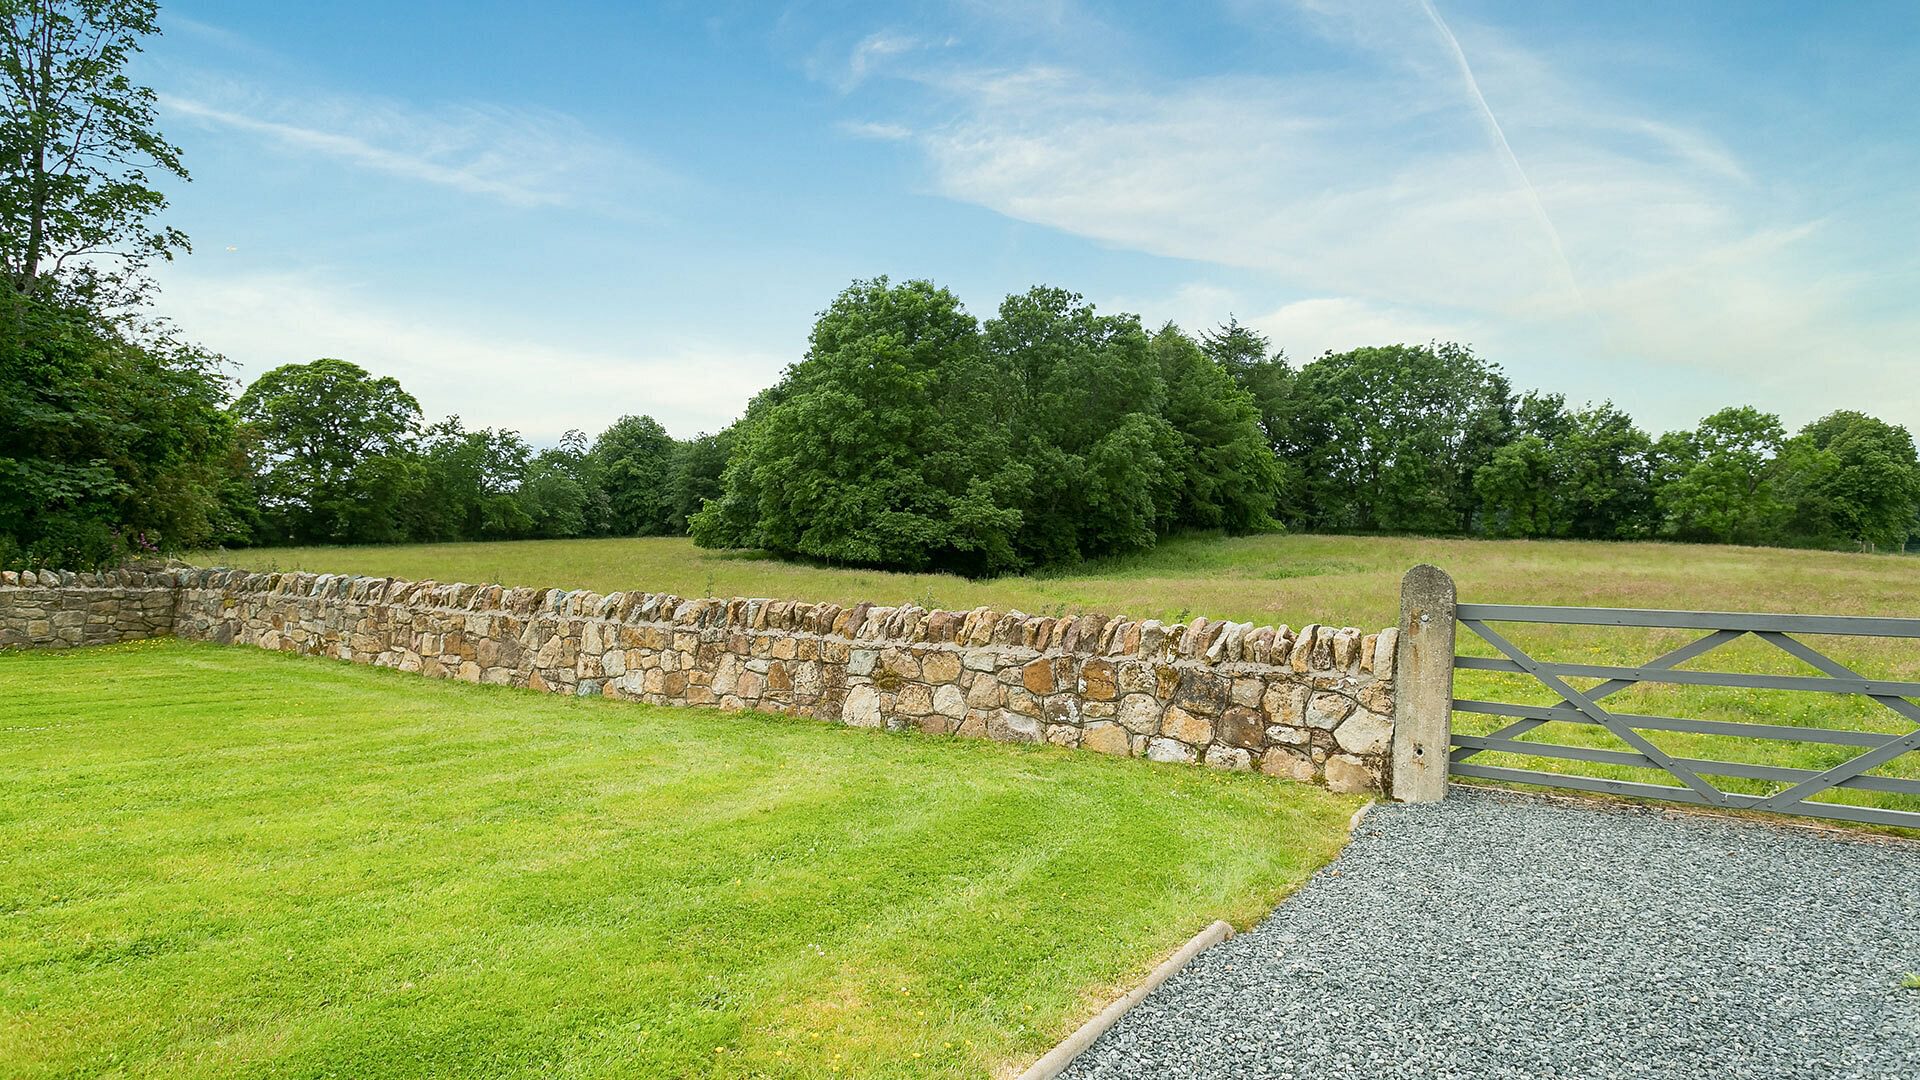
left=1013, top=919, right=1235, bottom=1080
left=1014, top=799, right=1378, bottom=1078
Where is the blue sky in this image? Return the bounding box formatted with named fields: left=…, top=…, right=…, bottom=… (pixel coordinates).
left=140, top=1, right=1919, bottom=443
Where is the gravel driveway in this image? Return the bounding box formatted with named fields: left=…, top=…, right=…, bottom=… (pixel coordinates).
left=1061, top=788, right=1920, bottom=1080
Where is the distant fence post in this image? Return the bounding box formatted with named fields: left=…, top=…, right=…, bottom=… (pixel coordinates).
left=1390, top=564, right=1456, bottom=802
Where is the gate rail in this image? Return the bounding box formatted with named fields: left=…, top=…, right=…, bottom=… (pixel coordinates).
left=1446, top=601, right=1920, bottom=829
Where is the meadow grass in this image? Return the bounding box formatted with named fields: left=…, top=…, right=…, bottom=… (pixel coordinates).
left=201, top=533, right=1920, bottom=824
left=0, top=641, right=1357, bottom=1080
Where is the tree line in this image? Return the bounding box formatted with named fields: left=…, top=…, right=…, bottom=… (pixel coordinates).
left=4, top=0, right=1917, bottom=572
left=224, top=357, right=730, bottom=547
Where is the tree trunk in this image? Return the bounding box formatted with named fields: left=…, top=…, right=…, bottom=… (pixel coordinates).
left=21, top=19, right=51, bottom=288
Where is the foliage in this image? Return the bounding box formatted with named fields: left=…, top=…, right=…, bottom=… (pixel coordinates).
left=414, top=418, right=533, bottom=542
left=1653, top=406, right=1790, bottom=545
left=1281, top=342, right=1513, bottom=534
left=692, top=278, right=1031, bottom=574
left=229, top=358, right=423, bottom=545
left=589, top=413, right=677, bottom=536
left=0, top=288, right=234, bottom=566
left=1781, top=411, right=1920, bottom=551
left=1201, top=316, right=1300, bottom=518
left=1152, top=324, right=1280, bottom=533
left=1474, top=394, right=1654, bottom=539
left=666, top=427, right=732, bottom=534
left=1, top=0, right=186, bottom=297
left=0, top=1, right=241, bottom=568
left=984, top=285, right=1176, bottom=566
left=517, top=430, right=598, bottom=539
left=691, top=282, right=1295, bottom=574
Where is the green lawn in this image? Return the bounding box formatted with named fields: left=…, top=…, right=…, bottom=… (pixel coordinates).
left=200, top=533, right=1920, bottom=823
left=0, top=641, right=1359, bottom=1080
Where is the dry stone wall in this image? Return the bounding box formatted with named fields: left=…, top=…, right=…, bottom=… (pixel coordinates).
left=0, top=569, right=177, bottom=648
left=1, top=567, right=1399, bottom=793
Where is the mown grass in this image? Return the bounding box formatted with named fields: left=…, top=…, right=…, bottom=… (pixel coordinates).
left=200, top=533, right=1920, bottom=823
left=0, top=641, right=1358, bottom=1080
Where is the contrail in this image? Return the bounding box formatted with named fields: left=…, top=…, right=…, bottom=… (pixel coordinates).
left=1417, top=0, right=1587, bottom=308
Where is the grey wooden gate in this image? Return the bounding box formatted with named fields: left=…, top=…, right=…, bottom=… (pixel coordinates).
left=1447, top=602, right=1920, bottom=828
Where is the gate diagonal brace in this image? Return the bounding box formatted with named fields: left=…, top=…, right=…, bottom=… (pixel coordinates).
left=1459, top=619, right=1729, bottom=806
left=1747, top=631, right=1920, bottom=811
left=1451, top=628, right=1746, bottom=764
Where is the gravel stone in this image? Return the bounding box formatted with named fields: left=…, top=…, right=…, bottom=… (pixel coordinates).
left=1061, top=788, right=1920, bottom=1080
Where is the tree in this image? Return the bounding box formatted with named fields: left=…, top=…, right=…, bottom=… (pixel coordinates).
left=1555, top=402, right=1655, bottom=539
left=667, top=427, right=733, bottom=534
left=415, top=418, right=533, bottom=541
left=0, top=2, right=243, bottom=567
left=517, top=429, right=601, bottom=539
left=1201, top=317, right=1290, bottom=441
left=1201, top=316, right=1298, bottom=519
left=1282, top=343, right=1513, bottom=533
left=1, top=0, right=186, bottom=296
left=1473, top=433, right=1560, bottom=538
left=1780, top=411, right=1920, bottom=551
left=0, top=288, right=236, bottom=565
left=1474, top=395, right=1653, bottom=539
left=983, top=286, right=1176, bottom=564
left=590, top=414, right=678, bottom=536
left=691, top=278, right=1030, bottom=574
left=1653, top=406, right=1788, bottom=544
left=1152, top=324, right=1279, bottom=533
left=231, top=359, right=423, bottom=544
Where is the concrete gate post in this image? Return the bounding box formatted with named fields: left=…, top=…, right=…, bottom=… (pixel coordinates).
left=1390, top=564, right=1456, bottom=802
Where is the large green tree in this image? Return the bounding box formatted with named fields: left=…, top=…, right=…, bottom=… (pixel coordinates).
left=1201, top=317, right=1299, bottom=519
left=518, top=429, right=601, bottom=539
left=1474, top=394, right=1653, bottom=539
left=1152, top=324, right=1280, bottom=533
left=691, top=278, right=1030, bottom=574
left=2, top=0, right=186, bottom=297
left=983, top=286, right=1179, bottom=564
left=231, top=359, right=423, bottom=544
left=0, top=290, right=236, bottom=565
left=589, top=414, right=678, bottom=536
left=667, top=427, right=733, bottom=534
left=414, top=418, right=533, bottom=541
left=1282, top=342, right=1513, bottom=533
left=1653, top=406, right=1789, bottom=545
left=1778, top=411, right=1920, bottom=551
left=0, top=0, right=240, bottom=567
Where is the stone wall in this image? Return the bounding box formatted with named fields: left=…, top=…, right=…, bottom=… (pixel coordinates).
left=0, top=569, right=177, bottom=648
left=1, top=567, right=1399, bottom=794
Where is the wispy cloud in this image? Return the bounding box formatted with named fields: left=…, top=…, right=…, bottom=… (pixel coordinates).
left=159, top=83, right=667, bottom=213
left=839, top=120, right=915, bottom=141
left=809, top=30, right=945, bottom=92
left=843, top=0, right=1918, bottom=429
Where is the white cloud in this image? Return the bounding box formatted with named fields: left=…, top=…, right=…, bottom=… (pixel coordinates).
left=1248, top=297, right=1471, bottom=361
left=1109, top=282, right=1468, bottom=361
left=847, top=1, right=1919, bottom=429
left=810, top=31, right=941, bottom=92
left=153, top=267, right=779, bottom=443
left=839, top=120, right=915, bottom=141
left=159, top=84, right=666, bottom=212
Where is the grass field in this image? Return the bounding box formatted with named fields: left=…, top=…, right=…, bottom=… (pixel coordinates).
left=202, top=533, right=1920, bottom=824
left=0, top=641, right=1357, bottom=1080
